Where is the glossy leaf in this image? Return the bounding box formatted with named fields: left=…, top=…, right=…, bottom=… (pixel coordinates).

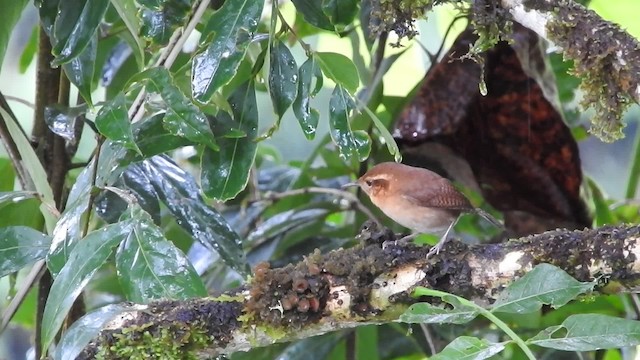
left=353, top=130, right=371, bottom=161
left=116, top=208, right=206, bottom=303
left=0, top=226, right=51, bottom=277
left=0, top=0, right=29, bottom=74
left=49, top=142, right=127, bottom=275
left=0, top=107, right=57, bottom=233
left=328, top=85, right=368, bottom=162
left=269, top=39, right=298, bottom=119
left=400, top=301, right=479, bottom=324
left=139, top=1, right=190, bottom=45
left=202, top=81, right=258, bottom=201
left=321, top=0, right=358, bottom=26
left=95, top=93, right=140, bottom=153
left=55, top=303, right=133, bottom=360
left=134, top=67, right=218, bottom=151
left=191, top=0, right=263, bottom=102
left=41, top=220, right=135, bottom=353
left=61, top=35, right=96, bottom=104
left=44, top=104, right=87, bottom=141
left=51, top=0, right=109, bottom=66
left=290, top=0, right=333, bottom=30
left=130, top=113, right=193, bottom=158
left=292, top=57, right=322, bottom=140
left=529, top=314, right=640, bottom=350
left=142, top=156, right=248, bottom=275
left=0, top=191, right=36, bottom=208
left=431, top=336, right=506, bottom=360
left=315, top=52, right=359, bottom=93
left=110, top=0, right=144, bottom=69
left=491, top=263, right=595, bottom=314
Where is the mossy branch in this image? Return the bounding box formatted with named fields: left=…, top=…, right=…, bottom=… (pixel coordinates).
left=77, top=224, right=640, bottom=359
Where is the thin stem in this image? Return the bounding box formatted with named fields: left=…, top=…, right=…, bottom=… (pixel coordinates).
left=419, top=323, right=438, bottom=355
left=276, top=8, right=312, bottom=56
left=81, top=136, right=105, bottom=238
left=257, top=186, right=381, bottom=225
left=416, top=288, right=536, bottom=360
left=625, top=124, right=640, bottom=199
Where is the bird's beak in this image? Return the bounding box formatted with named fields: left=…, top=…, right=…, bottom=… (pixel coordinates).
left=342, top=182, right=360, bottom=189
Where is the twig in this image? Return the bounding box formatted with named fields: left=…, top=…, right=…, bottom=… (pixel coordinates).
left=257, top=187, right=381, bottom=225
left=275, top=7, right=312, bottom=56
left=81, top=136, right=105, bottom=238
left=419, top=323, right=438, bottom=355
left=4, top=95, right=36, bottom=110
left=128, top=0, right=211, bottom=123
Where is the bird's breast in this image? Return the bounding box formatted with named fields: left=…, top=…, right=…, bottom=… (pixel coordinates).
left=373, top=197, right=458, bottom=235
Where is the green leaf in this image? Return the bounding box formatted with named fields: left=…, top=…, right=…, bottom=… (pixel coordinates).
left=529, top=314, right=640, bottom=351
left=0, top=159, right=15, bottom=191
left=116, top=207, right=206, bottom=303
left=110, top=0, right=144, bottom=69
left=321, top=0, right=358, bottom=26
left=55, top=303, right=132, bottom=360
left=51, top=0, right=109, bottom=66
left=268, top=39, right=298, bottom=119
left=290, top=0, right=334, bottom=31
left=19, top=26, right=38, bottom=73
left=61, top=35, right=96, bottom=104
left=0, top=191, right=36, bottom=209
left=192, top=0, right=264, bottom=102
left=400, top=301, right=479, bottom=324
left=143, top=156, right=248, bottom=275
left=328, top=85, right=368, bottom=162
left=491, top=263, right=595, bottom=314
left=202, top=81, right=258, bottom=201
left=95, top=93, right=140, bottom=153
left=431, top=336, right=506, bottom=360
left=292, top=57, right=323, bottom=140
left=44, top=104, right=88, bottom=141
left=41, top=220, right=135, bottom=353
left=357, top=100, right=402, bottom=162
left=0, top=107, right=57, bottom=233
left=130, top=113, right=193, bottom=158
left=0, top=226, right=51, bottom=277
left=139, top=1, right=190, bottom=45
left=315, top=52, right=359, bottom=93
left=134, top=67, right=218, bottom=151
left=0, top=0, right=29, bottom=74
left=587, top=177, right=616, bottom=226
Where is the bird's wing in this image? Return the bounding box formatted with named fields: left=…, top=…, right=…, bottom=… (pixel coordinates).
left=401, top=178, right=473, bottom=210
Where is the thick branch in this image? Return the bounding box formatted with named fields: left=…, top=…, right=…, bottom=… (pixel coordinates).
left=499, top=0, right=640, bottom=140
left=78, top=224, right=640, bottom=359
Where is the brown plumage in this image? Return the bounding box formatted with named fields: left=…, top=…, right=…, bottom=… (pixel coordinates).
left=344, top=162, right=502, bottom=256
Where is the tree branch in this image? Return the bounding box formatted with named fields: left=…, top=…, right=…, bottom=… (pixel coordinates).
left=77, top=223, right=640, bottom=359
left=498, top=0, right=640, bottom=141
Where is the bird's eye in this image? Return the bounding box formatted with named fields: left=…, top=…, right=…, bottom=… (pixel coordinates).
left=365, top=180, right=373, bottom=187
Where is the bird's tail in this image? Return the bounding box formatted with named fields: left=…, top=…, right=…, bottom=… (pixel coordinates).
left=474, top=208, right=504, bottom=230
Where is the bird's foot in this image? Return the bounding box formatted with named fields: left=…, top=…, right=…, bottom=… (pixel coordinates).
left=382, top=233, right=416, bottom=250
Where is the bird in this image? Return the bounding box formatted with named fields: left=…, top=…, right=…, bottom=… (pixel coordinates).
left=343, top=162, right=503, bottom=257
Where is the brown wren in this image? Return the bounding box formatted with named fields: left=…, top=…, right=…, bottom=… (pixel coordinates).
left=343, top=162, right=503, bottom=257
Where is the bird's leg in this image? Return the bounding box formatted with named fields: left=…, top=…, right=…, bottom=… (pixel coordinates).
left=426, top=220, right=456, bottom=258
left=382, top=232, right=417, bottom=249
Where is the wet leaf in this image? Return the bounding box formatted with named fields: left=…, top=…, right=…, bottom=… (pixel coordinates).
left=125, top=113, right=193, bottom=161
left=0, top=0, right=29, bottom=74
left=492, top=263, right=595, bottom=314
left=50, top=0, right=108, bottom=66
left=0, top=107, right=57, bottom=232
left=292, top=57, right=322, bottom=140
left=0, top=191, right=36, bottom=209
left=321, top=0, right=358, bottom=26
left=202, top=81, right=258, bottom=201
left=95, top=93, right=140, bottom=153
left=116, top=207, right=206, bottom=303
left=110, top=0, right=144, bottom=69
left=191, top=0, right=263, bottom=102
left=314, top=52, right=359, bottom=93
left=134, top=67, right=218, bottom=151
left=139, top=1, right=190, bottom=45
left=142, top=156, right=248, bottom=275
left=268, top=39, right=298, bottom=119
left=328, top=85, right=365, bottom=162
left=41, top=220, right=135, bottom=353
left=44, top=104, right=88, bottom=141
left=48, top=142, right=127, bottom=275
left=61, top=35, right=96, bottom=104
left=529, top=314, right=640, bottom=351
left=431, top=336, right=506, bottom=360
left=0, top=226, right=51, bottom=277
left=401, top=299, right=479, bottom=324
left=290, top=0, right=333, bottom=31
left=55, top=304, right=133, bottom=360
